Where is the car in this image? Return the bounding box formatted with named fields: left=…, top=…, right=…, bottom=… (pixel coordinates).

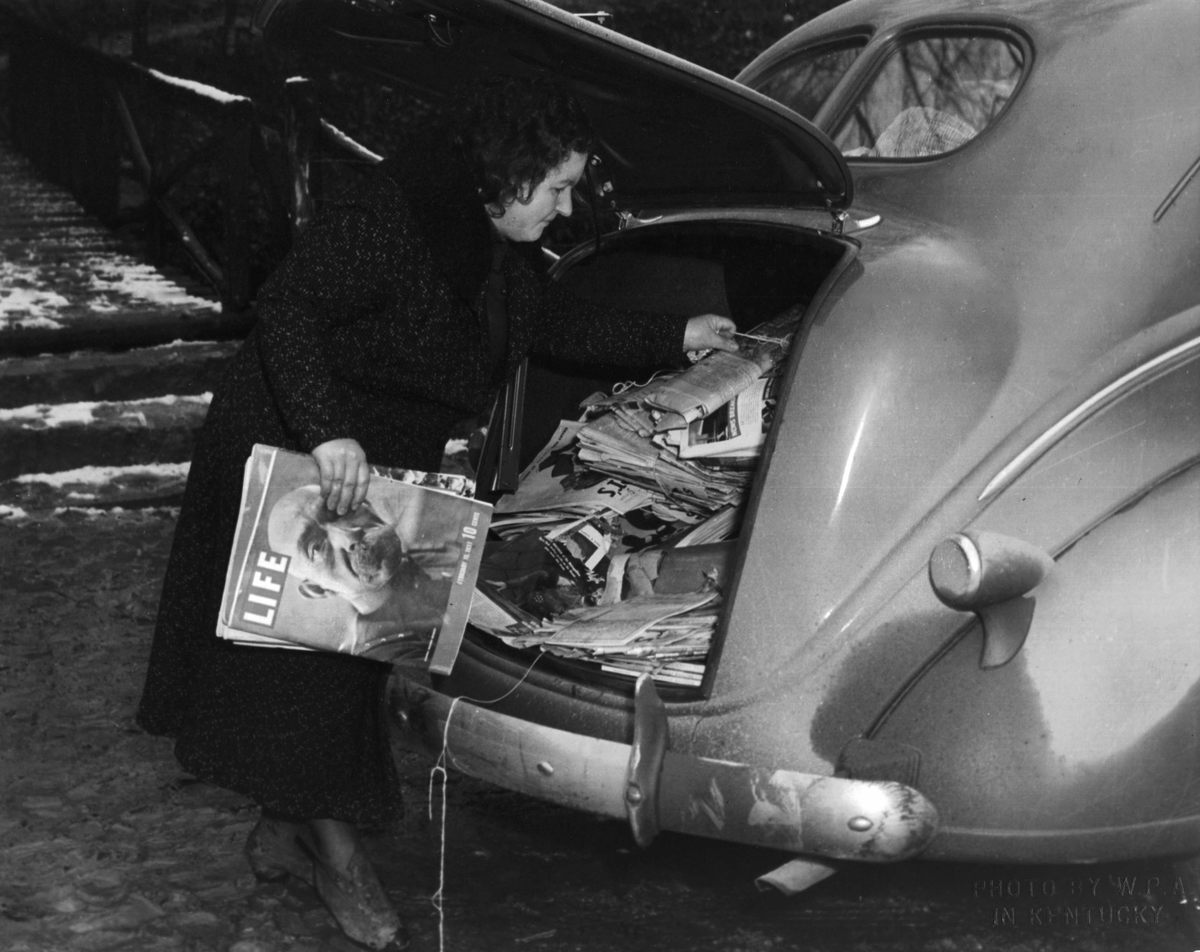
left=252, top=0, right=1200, bottom=888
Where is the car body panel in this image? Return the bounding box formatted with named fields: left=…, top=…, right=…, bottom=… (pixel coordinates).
left=717, top=0, right=1200, bottom=696
left=883, top=310, right=1200, bottom=860
left=876, top=455, right=1200, bottom=862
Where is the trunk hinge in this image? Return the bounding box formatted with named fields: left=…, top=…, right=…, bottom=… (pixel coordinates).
left=828, top=206, right=883, bottom=236
left=574, top=11, right=613, bottom=26
left=586, top=155, right=661, bottom=232
left=615, top=210, right=664, bottom=231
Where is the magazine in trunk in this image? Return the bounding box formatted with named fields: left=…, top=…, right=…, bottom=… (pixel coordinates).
left=218, top=444, right=492, bottom=674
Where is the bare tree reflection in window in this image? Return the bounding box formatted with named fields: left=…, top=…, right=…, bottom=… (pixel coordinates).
left=834, top=33, right=1024, bottom=159
left=751, top=43, right=866, bottom=121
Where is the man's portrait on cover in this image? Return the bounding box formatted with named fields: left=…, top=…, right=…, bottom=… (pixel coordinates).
left=266, top=483, right=458, bottom=648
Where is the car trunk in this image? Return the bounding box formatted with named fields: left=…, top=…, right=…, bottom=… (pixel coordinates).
left=249, top=0, right=857, bottom=713
left=453, top=219, right=851, bottom=702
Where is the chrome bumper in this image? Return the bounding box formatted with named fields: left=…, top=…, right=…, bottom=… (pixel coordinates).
left=386, top=673, right=938, bottom=863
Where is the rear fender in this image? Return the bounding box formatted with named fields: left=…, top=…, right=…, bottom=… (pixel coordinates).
left=873, top=458, right=1200, bottom=863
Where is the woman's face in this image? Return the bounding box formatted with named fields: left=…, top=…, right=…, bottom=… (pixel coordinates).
left=490, top=150, right=588, bottom=243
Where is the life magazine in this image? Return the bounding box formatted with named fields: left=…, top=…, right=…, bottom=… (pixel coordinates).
left=217, top=444, right=492, bottom=675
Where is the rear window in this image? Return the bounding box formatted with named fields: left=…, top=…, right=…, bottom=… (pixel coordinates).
left=746, top=40, right=867, bottom=121
left=835, top=32, right=1026, bottom=159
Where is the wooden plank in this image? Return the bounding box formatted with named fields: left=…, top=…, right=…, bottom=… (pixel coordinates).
left=0, top=139, right=251, bottom=355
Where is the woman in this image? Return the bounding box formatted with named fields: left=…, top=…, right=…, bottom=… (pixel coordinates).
left=136, top=75, right=736, bottom=950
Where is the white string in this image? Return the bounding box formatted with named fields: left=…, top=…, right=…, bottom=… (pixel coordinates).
left=427, top=652, right=543, bottom=951
left=733, top=331, right=789, bottom=345
left=610, top=367, right=673, bottom=395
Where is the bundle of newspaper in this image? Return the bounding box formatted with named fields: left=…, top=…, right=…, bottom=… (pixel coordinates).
left=467, top=307, right=801, bottom=687
left=587, top=304, right=799, bottom=435
left=470, top=587, right=720, bottom=688
left=540, top=591, right=719, bottom=688
left=578, top=306, right=796, bottom=490
left=660, top=373, right=779, bottom=466
left=573, top=405, right=750, bottom=517
left=474, top=461, right=734, bottom=688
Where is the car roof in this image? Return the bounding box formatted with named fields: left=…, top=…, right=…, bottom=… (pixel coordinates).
left=739, top=0, right=1199, bottom=216
left=760, top=0, right=1158, bottom=37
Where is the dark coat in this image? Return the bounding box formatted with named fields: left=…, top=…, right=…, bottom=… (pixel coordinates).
left=136, top=137, right=687, bottom=826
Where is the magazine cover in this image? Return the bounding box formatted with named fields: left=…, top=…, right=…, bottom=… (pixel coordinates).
left=217, top=444, right=492, bottom=674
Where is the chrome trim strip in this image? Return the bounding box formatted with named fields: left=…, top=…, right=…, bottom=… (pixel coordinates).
left=980, top=335, right=1200, bottom=502
left=1154, top=154, right=1200, bottom=223
left=958, top=533, right=982, bottom=593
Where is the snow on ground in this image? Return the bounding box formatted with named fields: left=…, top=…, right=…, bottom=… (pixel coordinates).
left=82, top=258, right=221, bottom=312
left=16, top=461, right=191, bottom=487
left=0, top=256, right=219, bottom=329
left=0, top=393, right=212, bottom=427
left=0, top=263, right=70, bottom=326
left=1, top=462, right=192, bottom=519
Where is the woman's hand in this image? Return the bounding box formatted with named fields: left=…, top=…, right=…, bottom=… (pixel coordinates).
left=684, top=314, right=739, bottom=354
left=311, top=438, right=370, bottom=515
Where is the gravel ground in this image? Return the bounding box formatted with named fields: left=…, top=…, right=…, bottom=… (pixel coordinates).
left=0, top=509, right=320, bottom=952
left=0, top=507, right=496, bottom=952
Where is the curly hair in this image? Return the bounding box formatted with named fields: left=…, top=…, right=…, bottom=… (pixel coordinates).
left=452, top=75, right=595, bottom=213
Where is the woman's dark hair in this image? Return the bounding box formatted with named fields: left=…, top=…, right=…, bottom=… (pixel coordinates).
left=453, top=75, right=594, bottom=212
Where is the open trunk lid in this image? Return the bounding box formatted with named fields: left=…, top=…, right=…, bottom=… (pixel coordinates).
left=253, top=0, right=851, bottom=213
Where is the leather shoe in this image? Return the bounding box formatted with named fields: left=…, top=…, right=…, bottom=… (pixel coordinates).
left=301, top=834, right=409, bottom=951
left=244, top=815, right=311, bottom=884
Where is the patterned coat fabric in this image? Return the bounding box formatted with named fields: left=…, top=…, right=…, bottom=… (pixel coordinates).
left=136, top=138, right=688, bottom=826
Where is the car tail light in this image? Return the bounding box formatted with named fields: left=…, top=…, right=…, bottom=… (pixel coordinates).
left=929, top=531, right=1054, bottom=668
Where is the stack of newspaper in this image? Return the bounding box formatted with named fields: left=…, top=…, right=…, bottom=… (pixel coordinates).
left=469, top=308, right=800, bottom=688
left=573, top=406, right=750, bottom=517
left=472, top=584, right=721, bottom=688
left=588, top=304, right=796, bottom=432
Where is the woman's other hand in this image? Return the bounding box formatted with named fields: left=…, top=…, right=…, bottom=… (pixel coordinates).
left=684, top=314, right=739, bottom=354
left=311, top=438, right=370, bottom=515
